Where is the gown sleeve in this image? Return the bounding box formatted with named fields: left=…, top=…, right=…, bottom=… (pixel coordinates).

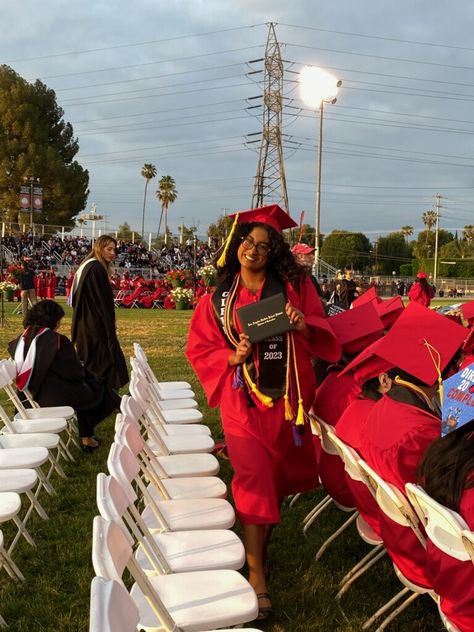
left=186, top=294, right=234, bottom=408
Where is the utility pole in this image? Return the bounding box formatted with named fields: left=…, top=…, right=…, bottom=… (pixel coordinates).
left=433, top=193, right=441, bottom=286
left=250, top=23, right=289, bottom=212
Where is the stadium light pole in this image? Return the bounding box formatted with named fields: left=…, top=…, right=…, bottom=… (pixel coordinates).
left=299, top=67, right=341, bottom=276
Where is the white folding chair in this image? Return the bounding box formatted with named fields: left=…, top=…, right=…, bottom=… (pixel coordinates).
left=121, top=393, right=214, bottom=455
left=115, top=415, right=220, bottom=480
left=326, top=430, right=387, bottom=598
left=107, top=442, right=235, bottom=533
left=133, top=343, right=194, bottom=393
left=462, top=529, right=474, bottom=564
left=97, top=473, right=245, bottom=574
left=92, top=516, right=258, bottom=632
left=90, top=576, right=140, bottom=632
left=0, top=491, right=35, bottom=552
left=130, top=358, right=198, bottom=410
left=358, top=460, right=436, bottom=631
left=303, top=415, right=356, bottom=535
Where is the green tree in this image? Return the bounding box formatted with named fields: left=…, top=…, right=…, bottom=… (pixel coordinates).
left=320, top=230, right=372, bottom=271
left=0, top=65, right=89, bottom=227
left=412, top=229, right=453, bottom=260
left=207, top=214, right=235, bottom=247
left=400, top=225, right=414, bottom=243
left=155, top=175, right=177, bottom=244
left=140, top=163, right=157, bottom=239
left=422, top=210, right=437, bottom=233
left=376, top=232, right=413, bottom=275
left=116, top=222, right=141, bottom=241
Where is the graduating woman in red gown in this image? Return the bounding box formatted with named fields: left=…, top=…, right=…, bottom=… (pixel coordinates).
left=408, top=271, right=435, bottom=307
left=418, top=418, right=474, bottom=631
left=186, top=205, right=340, bottom=619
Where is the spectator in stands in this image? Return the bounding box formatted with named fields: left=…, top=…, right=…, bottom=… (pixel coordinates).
left=71, top=235, right=129, bottom=392
left=19, top=260, right=37, bottom=316
left=8, top=300, right=119, bottom=452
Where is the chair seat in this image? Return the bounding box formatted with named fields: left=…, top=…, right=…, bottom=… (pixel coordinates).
left=14, top=406, right=74, bottom=419
left=135, top=528, right=245, bottom=574
left=157, top=398, right=198, bottom=410
left=8, top=418, right=68, bottom=433
left=0, top=468, right=37, bottom=493
left=0, top=433, right=59, bottom=450
left=160, top=409, right=203, bottom=425
left=356, top=514, right=383, bottom=546
left=148, top=433, right=215, bottom=455
left=0, top=492, right=22, bottom=521
left=131, top=569, right=258, bottom=632
left=142, top=498, right=235, bottom=532
left=155, top=423, right=211, bottom=436
left=0, top=447, right=49, bottom=469
left=157, top=454, right=219, bottom=478
left=158, top=381, right=192, bottom=391
left=147, top=476, right=227, bottom=501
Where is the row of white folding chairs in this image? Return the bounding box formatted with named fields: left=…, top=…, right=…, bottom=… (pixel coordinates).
left=308, top=417, right=474, bottom=632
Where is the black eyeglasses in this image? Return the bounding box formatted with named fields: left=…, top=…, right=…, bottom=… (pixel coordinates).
left=240, top=236, right=271, bottom=256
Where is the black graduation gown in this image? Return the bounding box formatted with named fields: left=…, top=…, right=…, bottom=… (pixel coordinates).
left=8, top=331, right=119, bottom=437
left=71, top=261, right=129, bottom=390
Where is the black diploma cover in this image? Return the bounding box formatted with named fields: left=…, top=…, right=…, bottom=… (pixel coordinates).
left=237, top=292, right=294, bottom=344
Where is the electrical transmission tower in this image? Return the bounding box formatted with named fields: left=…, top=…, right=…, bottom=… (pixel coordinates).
left=251, top=23, right=289, bottom=212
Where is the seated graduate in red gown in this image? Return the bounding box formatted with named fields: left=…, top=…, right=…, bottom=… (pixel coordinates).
left=418, top=384, right=474, bottom=632
left=312, top=302, right=384, bottom=508
left=9, top=300, right=119, bottom=452
left=186, top=204, right=341, bottom=620
left=359, top=302, right=468, bottom=588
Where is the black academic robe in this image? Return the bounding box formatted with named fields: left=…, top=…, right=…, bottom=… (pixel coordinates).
left=8, top=330, right=119, bottom=437
left=71, top=261, right=129, bottom=390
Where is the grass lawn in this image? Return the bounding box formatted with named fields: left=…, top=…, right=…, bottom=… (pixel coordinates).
left=0, top=298, right=454, bottom=631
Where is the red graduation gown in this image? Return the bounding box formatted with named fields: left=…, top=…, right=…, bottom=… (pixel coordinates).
left=360, top=394, right=440, bottom=588
left=312, top=370, right=360, bottom=507
left=186, top=276, right=323, bottom=525
left=336, top=397, right=382, bottom=536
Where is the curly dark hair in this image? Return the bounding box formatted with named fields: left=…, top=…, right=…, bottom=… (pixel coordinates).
left=23, top=299, right=65, bottom=330
left=213, top=222, right=305, bottom=289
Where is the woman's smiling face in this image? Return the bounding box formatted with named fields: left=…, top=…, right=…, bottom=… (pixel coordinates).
left=237, top=226, right=271, bottom=273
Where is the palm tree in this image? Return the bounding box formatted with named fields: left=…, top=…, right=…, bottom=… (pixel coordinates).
left=462, top=224, right=474, bottom=244
left=140, top=163, right=157, bottom=239
left=422, top=210, right=437, bottom=232
left=401, top=225, right=413, bottom=243
left=155, top=175, right=178, bottom=245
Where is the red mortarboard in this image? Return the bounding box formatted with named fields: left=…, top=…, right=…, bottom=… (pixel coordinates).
left=417, top=271, right=429, bottom=279
left=351, top=286, right=381, bottom=308
left=463, top=327, right=474, bottom=354
left=375, top=296, right=405, bottom=330
left=461, top=301, right=474, bottom=326
left=309, top=316, right=342, bottom=362
left=327, top=302, right=384, bottom=355
left=338, top=337, right=394, bottom=385
left=228, top=204, right=297, bottom=233
left=374, top=302, right=467, bottom=386
left=291, top=243, right=315, bottom=255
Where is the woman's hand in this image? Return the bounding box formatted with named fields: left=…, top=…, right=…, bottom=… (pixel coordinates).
left=228, top=333, right=252, bottom=366
left=286, top=302, right=310, bottom=339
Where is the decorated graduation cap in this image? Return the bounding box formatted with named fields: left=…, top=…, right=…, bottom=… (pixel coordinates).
left=461, top=300, right=474, bottom=327
left=338, top=337, right=394, bottom=386
left=441, top=362, right=474, bottom=436
left=216, top=204, right=297, bottom=268
left=327, top=301, right=384, bottom=355
left=374, top=302, right=467, bottom=389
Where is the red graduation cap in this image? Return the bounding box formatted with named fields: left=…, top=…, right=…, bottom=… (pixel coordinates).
left=375, top=295, right=405, bottom=330
left=375, top=302, right=467, bottom=386
left=352, top=286, right=381, bottom=308
left=228, top=204, right=297, bottom=233
left=327, top=302, right=384, bottom=355
left=291, top=243, right=315, bottom=255
left=461, top=301, right=474, bottom=327
left=338, top=337, right=394, bottom=386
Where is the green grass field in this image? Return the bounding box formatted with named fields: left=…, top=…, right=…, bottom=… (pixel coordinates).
left=0, top=298, right=453, bottom=631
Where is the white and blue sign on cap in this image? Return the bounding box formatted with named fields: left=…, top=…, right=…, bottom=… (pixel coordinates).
left=442, top=362, right=474, bottom=436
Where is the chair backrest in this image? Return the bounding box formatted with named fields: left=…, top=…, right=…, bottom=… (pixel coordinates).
left=91, top=517, right=175, bottom=631
left=462, top=529, right=474, bottom=564
left=89, top=576, right=140, bottom=632
left=107, top=443, right=141, bottom=498
left=358, top=459, right=426, bottom=547
left=405, top=483, right=470, bottom=562
left=0, top=360, right=30, bottom=418
left=327, top=430, right=365, bottom=483
left=310, top=415, right=339, bottom=455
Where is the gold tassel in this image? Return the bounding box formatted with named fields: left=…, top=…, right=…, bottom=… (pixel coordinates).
left=284, top=394, right=294, bottom=421
left=394, top=376, right=435, bottom=412
left=423, top=339, right=444, bottom=405
left=242, top=362, right=274, bottom=407
left=295, top=398, right=305, bottom=426
left=216, top=213, right=239, bottom=268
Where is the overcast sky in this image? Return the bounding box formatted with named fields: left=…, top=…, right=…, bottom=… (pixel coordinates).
left=2, top=0, right=474, bottom=242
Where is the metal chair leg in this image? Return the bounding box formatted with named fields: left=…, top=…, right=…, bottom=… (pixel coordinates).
left=315, top=511, right=358, bottom=560
left=337, top=546, right=387, bottom=599
left=362, top=587, right=411, bottom=629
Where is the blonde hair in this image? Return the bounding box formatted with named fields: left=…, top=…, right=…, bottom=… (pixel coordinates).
left=85, top=235, right=117, bottom=276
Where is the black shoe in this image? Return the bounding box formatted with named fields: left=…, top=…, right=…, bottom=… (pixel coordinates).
left=81, top=443, right=100, bottom=453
